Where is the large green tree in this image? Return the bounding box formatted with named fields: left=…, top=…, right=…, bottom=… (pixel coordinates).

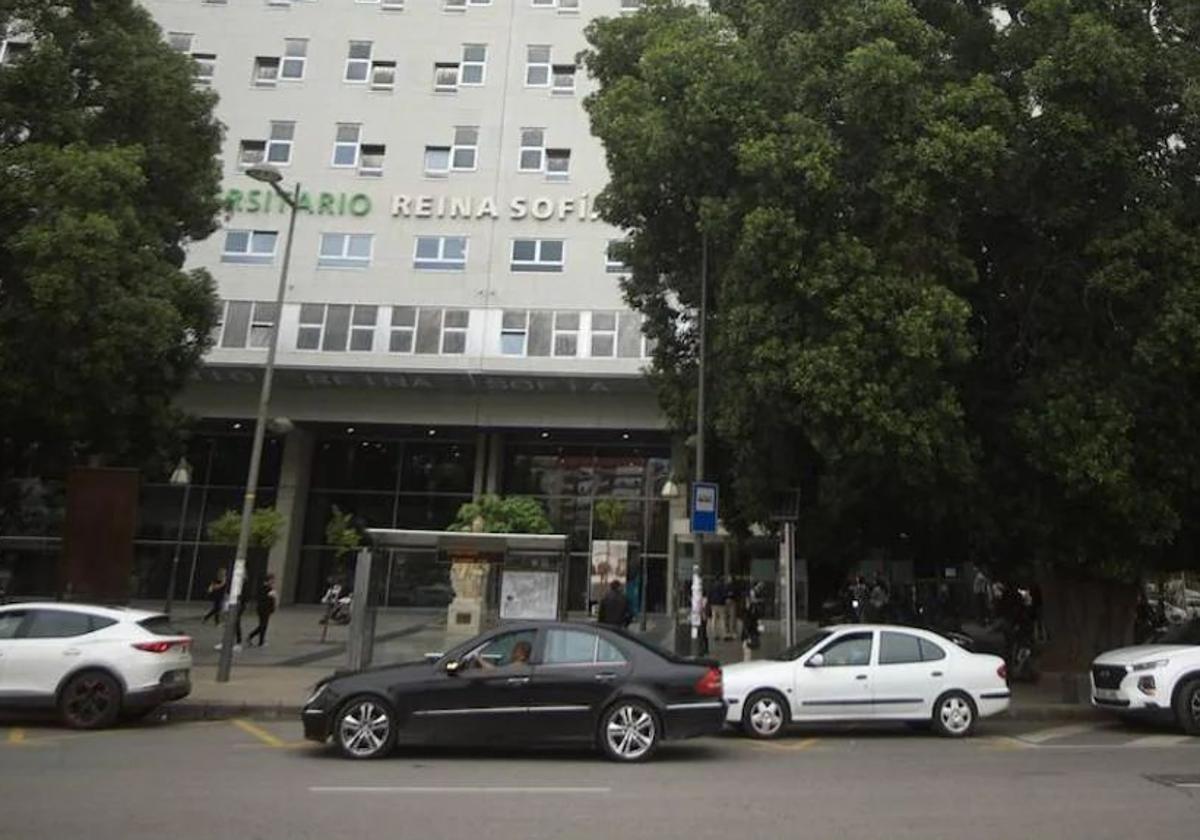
left=0, top=0, right=223, bottom=477
left=584, top=0, right=1200, bottom=666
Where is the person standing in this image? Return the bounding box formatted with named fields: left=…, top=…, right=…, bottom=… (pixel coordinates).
left=597, top=580, right=631, bottom=627
left=709, top=576, right=728, bottom=641
left=973, top=569, right=990, bottom=623
left=741, top=582, right=764, bottom=661
left=247, top=573, right=278, bottom=647
left=201, top=567, right=227, bottom=625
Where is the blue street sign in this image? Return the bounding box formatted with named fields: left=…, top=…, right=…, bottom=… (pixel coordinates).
left=691, top=482, right=718, bottom=534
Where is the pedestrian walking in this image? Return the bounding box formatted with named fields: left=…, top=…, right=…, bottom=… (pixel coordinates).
left=869, top=576, right=889, bottom=622
left=973, top=568, right=990, bottom=623
left=201, top=567, right=227, bottom=625
left=741, top=582, right=764, bottom=661
left=247, top=573, right=278, bottom=647
left=597, top=580, right=632, bottom=627
left=709, top=577, right=728, bottom=641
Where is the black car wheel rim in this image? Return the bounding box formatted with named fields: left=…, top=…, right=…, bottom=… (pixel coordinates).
left=1191, top=690, right=1200, bottom=723
left=339, top=701, right=390, bottom=757
left=939, top=696, right=972, bottom=734
left=66, top=677, right=113, bottom=725
left=606, top=704, right=655, bottom=760
left=749, top=697, right=784, bottom=736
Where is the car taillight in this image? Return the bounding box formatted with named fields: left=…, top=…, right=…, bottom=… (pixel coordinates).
left=695, top=667, right=722, bottom=697
left=133, top=638, right=190, bottom=654
left=997, top=663, right=1008, bottom=682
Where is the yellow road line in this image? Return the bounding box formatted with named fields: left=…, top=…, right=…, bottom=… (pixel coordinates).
left=232, top=718, right=286, bottom=748
left=6, top=728, right=25, bottom=744
left=981, top=735, right=1030, bottom=751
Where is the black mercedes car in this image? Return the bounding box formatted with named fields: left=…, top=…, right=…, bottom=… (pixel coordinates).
left=301, top=621, right=725, bottom=762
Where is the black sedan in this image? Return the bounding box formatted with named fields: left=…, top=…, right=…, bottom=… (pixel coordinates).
left=301, top=621, right=725, bottom=762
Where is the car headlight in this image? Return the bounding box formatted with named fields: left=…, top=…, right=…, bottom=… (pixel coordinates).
left=305, top=684, right=330, bottom=707
left=1131, top=659, right=1168, bottom=672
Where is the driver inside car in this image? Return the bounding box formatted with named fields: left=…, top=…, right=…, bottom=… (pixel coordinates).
left=476, top=639, right=533, bottom=670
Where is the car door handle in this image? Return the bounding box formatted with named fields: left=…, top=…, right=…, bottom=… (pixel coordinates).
left=506, top=676, right=530, bottom=686
left=855, top=674, right=868, bottom=681
left=594, top=672, right=618, bottom=682
left=931, top=671, right=944, bottom=678
left=63, top=649, right=81, bottom=657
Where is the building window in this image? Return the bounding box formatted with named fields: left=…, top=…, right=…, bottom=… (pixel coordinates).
left=360, top=143, right=386, bottom=176
left=253, top=56, right=280, bottom=87
left=217, top=301, right=278, bottom=349
left=519, top=128, right=545, bottom=171
left=501, top=310, right=528, bottom=356
left=414, top=236, right=467, bottom=270
left=370, top=60, right=396, bottom=90
left=511, top=239, right=564, bottom=272
left=167, top=32, right=194, bottom=53
left=332, top=123, right=362, bottom=167
left=461, top=45, right=486, bottom=84
left=221, top=230, right=278, bottom=265
left=617, top=310, right=645, bottom=358
left=552, top=64, right=576, bottom=94
left=606, top=240, right=629, bottom=273
left=318, top=233, right=374, bottom=268
left=558, top=0, right=580, bottom=11
left=620, top=0, right=643, bottom=10
left=389, top=306, right=417, bottom=353
left=0, top=38, right=31, bottom=66
left=192, top=53, right=217, bottom=86
left=553, top=311, right=579, bottom=357
left=525, top=46, right=551, bottom=87
left=424, top=127, right=478, bottom=175
left=590, top=311, right=616, bottom=357
left=545, top=148, right=570, bottom=180
left=444, top=0, right=467, bottom=10
left=297, top=304, right=378, bottom=352
left=434, top=63, right=460, bottom=92
left=381, top=0, right=405, bottom=9
left=240, top=121, right=294, bottom=167
left=345, top=41, right=372, bottom=82
left=281, top=38, right=308, bottom=80
left=412, top=309, right=469, bottom=354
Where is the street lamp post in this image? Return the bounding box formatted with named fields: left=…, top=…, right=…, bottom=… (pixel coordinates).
left=163, top=457, right=193, bottom=617
left=216, top=165, right=301, bottom=683
left=691, top=231, right=709, bottom=657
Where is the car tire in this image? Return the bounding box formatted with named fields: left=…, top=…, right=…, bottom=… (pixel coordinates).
left=599, top=698, right=660, bottom=763
left=742, top=690, right=789, bottom=740
left=932, top=691, right=977, bottom=738
left=59, top=670, right=122, bottom=730
left=1173, top=678, right=1200, bottom=736
left=334, top=696, right=398, bottom=759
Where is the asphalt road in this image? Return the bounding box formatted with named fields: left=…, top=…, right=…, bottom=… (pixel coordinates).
left=1, top=716, right=1197, bottom=840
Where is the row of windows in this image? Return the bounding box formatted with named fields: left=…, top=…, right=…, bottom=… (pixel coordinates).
left=194, top=0, right=643, bottom=14
left=222, top=229, right=629, bottom=274
left=237, top=120, right=573, bottom=180
left=213, top=301, right=651, bottom=359
left=174, top=34, right=591, bottom=94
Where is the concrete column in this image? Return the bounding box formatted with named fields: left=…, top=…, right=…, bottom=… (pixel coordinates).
left=485, top=431, right=504, bottom=494
left=267, top=425, right=314, bottom=605
left=472, top=432, right=487, bottom=499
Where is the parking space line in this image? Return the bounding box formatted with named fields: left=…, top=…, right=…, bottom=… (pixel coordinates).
left=309, top=786, right=611, bottom=795
left=1017, top=723, right=1099, bottom=744
left=232, top=719, right=286, bottom=748
left=6, top=728, right=25, bottom=744
left=1124, top=735, right=1195, bottom=748
left=981, top=735, right=1030, bottom=751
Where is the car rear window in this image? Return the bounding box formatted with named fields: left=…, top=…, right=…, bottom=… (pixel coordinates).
left=139, top=616, right=182, bottom=636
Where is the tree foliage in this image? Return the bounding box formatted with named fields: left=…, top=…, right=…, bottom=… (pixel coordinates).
left=0, top=0, right=223, bottom=476
left=449, top=496, right=554, bottom=534
left=325, top=505, right=362, bottom=563
left=583, top=0, right=1200, bottom=590
left=207, top=507, right=284, bottom=550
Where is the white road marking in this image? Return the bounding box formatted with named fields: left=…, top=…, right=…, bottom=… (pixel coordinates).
left=1017, top=723, right=1100, bottom=744
left=1124, top=735, right=1196, bottom=748
left=309, top=786, right=611, bottom=795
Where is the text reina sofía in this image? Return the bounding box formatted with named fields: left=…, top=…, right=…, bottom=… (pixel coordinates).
left=391, top=194, right=602, bottom=221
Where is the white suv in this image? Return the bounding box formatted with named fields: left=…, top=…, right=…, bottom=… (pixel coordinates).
left=1091, top=618, right=1200, bottom=735
left=0, top=603, right=192, bottom=728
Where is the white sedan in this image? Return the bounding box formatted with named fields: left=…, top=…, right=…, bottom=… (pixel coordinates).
left=0, top=602, right=192, bottom=728
left=723, top=624, right=1010, bottom=738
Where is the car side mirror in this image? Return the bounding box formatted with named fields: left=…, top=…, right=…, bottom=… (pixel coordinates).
left=444, top=659, right=461, bottom=675
left=806, top=653, right=825, bottom=668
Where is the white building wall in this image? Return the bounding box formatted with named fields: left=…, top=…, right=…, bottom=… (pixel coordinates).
left=143, top=0, right=658, bottom=393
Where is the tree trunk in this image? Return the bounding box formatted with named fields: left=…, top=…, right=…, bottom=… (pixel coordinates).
left=1038, top=571, right=1138, bottom=672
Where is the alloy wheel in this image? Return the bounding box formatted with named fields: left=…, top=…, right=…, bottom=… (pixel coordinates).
left=1191, top=690, right=1200, bottom=724
left=605, top=703, right=656, bottom=761
left=748, top=696, right=785, bottom=738
left=938, top=695, right=973, bottom=735
left=64, top=676, right=115, bottom=728
left=338, top=700, right=392, bottom=758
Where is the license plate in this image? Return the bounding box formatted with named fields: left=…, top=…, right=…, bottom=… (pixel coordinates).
left=1094, top=688, right=1118, bottom=700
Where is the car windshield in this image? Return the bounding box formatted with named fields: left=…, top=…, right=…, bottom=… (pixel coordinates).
left=1152, top=619, right=1200, bottom=646
left=774, top=631, right=832, bottom=661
